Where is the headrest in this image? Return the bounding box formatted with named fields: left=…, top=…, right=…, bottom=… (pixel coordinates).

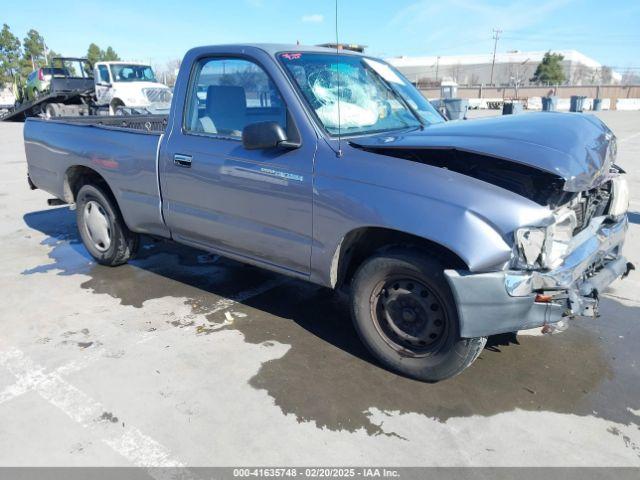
left=206, top=85, right=246, bottom=114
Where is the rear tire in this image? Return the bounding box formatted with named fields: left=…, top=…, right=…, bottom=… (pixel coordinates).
left=44, top=103, right=60, bottom=119
left=76, top=184, right=139, bottom=266
left=350, top=249, right=486, bottom=382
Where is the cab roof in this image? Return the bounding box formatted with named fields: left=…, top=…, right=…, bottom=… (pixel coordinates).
left=187, top=43, right=367, bottom=58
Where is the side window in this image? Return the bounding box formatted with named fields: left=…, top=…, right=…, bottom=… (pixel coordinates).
left=184, top=57, right=287, bottom=138
left=97, top=65, right=110, bottom=83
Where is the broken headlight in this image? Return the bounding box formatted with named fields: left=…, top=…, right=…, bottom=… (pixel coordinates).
left=609, top=175, right=629, bottom=218
left=512, top=208, right=577, bottom=270
left=545, top=208, right=578, bottom=269
left=513, top=227, right=547, bottom=270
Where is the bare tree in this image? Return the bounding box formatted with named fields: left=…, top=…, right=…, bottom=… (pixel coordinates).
left=571, top=65, right=591, bottom=85
left=600, top=66, right=613, bottom=84
left=153, top=58, right=182, bottom=86
left=449, top=63, right=464, bottom=84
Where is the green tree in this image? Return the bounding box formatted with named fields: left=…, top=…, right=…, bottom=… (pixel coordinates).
left=20, top=29, right=47, bottom=76
left=87, top=43, right=121, bottom=64
left=0, top=24, right=21, bottom=88
left=530, top=51, right=566, bottom=85
left=102, top=46, right=120, bottom=61
left=87, top=43, right=102, bottom=65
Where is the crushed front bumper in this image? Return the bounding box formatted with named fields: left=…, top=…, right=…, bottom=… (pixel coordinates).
left=445, top=215, right=631, bottom=338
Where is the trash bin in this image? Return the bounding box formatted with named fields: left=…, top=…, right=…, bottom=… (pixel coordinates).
left=542, top=96, right=558, bottom=112
left=430, top=99, right=442, bottom=110
left=592, top=98, right=602, bottom=111
left=502, top=101, right=523, bottom=115
left=442, top=98, right=469, bottom=120
left=570, top=95, right=587, bottom=112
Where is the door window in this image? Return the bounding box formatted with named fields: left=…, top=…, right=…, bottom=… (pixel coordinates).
left=184, top=57, right=287, bottom=139
left=97, top=65, right=110, bottom=83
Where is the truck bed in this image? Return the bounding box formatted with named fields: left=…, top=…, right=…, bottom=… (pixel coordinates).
left=24, top=116, right=169, bottom=238
left=49, top=114, right=169, bottom=133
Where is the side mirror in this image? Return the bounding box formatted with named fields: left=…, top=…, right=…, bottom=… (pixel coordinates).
left=242, top=121, right=300, bottom=150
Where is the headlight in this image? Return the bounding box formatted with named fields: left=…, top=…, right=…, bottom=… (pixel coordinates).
left=545, top=208, right=577, bottom=269
left=609, top=175, right=629, bottom=218
left=513, top=208, right=577, bottom=270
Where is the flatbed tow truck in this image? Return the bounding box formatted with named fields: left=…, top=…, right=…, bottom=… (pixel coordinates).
left=2, top=57, right=96, bottom=122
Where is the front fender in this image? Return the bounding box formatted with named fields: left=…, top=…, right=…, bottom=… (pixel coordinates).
left=310, top=142, right=552, bottom=286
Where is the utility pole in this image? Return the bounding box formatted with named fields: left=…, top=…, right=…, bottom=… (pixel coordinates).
left=435, top=56, right=440, bottom=83
left=489, top=28, right=502, bottom=86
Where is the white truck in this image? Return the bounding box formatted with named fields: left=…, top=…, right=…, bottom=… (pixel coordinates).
left=93, top=61, right=172, bottom=115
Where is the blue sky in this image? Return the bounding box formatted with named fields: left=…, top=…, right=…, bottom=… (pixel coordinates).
left=5, top=0, right=639, bottom=72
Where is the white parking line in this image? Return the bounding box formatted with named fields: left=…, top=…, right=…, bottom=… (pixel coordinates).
left=619, top=131, right=640, bottom=143
left=0, top=347, right=189, bottom=476
left=0, top=331, right=156, bottom=407
left=0, top=275, right=288, bottom=472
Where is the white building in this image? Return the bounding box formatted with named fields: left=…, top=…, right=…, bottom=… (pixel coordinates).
left=387, top=50, right=622, bottom=86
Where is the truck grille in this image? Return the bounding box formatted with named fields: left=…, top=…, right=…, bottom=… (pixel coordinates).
left=143, top=88, right=172, bottom=104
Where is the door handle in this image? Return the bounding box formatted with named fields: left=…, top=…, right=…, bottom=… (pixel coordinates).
left=174, top=154, right=192, bottom=168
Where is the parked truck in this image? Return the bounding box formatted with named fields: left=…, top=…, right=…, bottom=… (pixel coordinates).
left=24, top=44, right=632, bottom=382
left=93, top=61, right=172, bottom=115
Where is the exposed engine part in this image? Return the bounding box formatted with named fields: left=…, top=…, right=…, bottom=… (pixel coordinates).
left=568, top=181, right=612, bottom=234
left=349, top=145, right=569, bottom=207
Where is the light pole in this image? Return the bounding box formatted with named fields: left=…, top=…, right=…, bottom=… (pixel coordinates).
left=489, top=28, right=502, bottom=86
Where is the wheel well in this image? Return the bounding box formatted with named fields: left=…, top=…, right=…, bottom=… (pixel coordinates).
left=334, top=227, right=468, bottom=288
left=63, top=165, right=113, bottom=204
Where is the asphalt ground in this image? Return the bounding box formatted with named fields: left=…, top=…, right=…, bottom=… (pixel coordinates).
left=0, top=110, right=639, bottom=469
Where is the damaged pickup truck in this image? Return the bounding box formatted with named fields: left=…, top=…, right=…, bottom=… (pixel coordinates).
left=24, top=44, right=632, bottom=381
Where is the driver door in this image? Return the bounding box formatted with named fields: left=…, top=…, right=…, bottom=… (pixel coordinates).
left=159, top=56, right=316, bottom=276
left=94, top=64, right=113, bottom=105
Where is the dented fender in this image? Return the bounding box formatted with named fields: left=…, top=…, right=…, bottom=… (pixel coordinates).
left=309, top=140, right=554, bottom=287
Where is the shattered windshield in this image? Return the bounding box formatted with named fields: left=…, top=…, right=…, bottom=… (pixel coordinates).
left=279, top=52, right=443, bottom=136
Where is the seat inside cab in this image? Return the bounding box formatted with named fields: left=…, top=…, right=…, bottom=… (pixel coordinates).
left=194, top=85, right=287, bottom=137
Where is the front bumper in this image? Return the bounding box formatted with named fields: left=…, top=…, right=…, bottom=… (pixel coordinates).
left=445, top=215, right=630, bottom=338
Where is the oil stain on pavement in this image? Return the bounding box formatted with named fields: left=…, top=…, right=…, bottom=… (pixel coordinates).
left=22, top=207, right=640, bottom=437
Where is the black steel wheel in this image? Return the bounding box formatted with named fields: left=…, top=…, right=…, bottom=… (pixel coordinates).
left=350, top=249, right=487, bottom=382
left=371, top=276, right=449, bottom=356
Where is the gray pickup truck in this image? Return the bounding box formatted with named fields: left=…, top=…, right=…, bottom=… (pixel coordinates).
left=25, top=44, right=632, bottom=382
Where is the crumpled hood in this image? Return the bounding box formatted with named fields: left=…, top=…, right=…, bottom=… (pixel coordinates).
left=350, top=112, right=616, bottom=192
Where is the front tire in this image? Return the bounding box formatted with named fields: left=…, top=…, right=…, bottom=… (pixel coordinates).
left=350, top=250, right=486, bottom=382
left=76, top=184, right=139, bottom=266
left=109, top=100, right=124, bottom=116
